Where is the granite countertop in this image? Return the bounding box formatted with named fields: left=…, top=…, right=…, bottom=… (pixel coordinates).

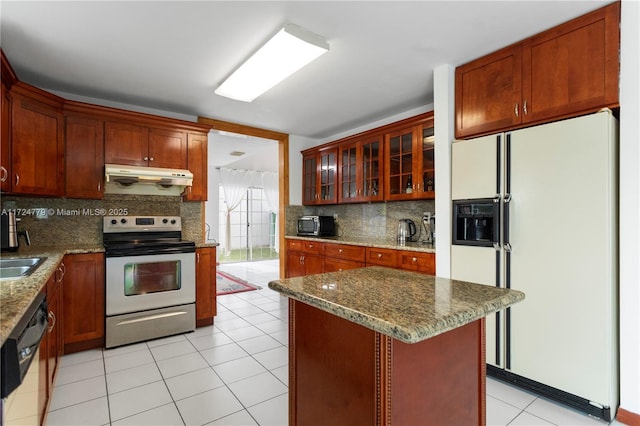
left=286, top=235, right=435, bottom=254
left=268, top=266, right=524, bottom=344
left=0, top=245, right=104, bottom=346
left=196, top=242, right=220, bottom=248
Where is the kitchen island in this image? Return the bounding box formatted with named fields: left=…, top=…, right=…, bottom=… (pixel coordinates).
left=268, top=266, right=525, bottom=425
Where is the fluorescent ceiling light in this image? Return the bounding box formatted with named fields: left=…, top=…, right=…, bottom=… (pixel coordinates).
left=215, top=24, right=329, bottom=102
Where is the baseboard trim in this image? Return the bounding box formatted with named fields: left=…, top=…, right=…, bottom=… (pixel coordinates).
left=487, top=366, right=613, bottom=421
left=617, top=407, right=640, bottom=426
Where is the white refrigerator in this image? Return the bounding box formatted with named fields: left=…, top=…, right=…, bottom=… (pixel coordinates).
left=450, top=110, right=618, bottom=421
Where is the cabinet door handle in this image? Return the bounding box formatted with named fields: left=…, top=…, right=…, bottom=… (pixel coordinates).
left=523, top=100, right=528, bottom=115
left=48, top=311, right=56, bottom=333
left=144, top=156, right=149, bottom=161
left=514, top=103, right=519, bottom=117
left=300, top=255, right=305, bottom=265
left=0, top=166, right=7, bottom=182
left=149, top=157, right=154, bottom=162
left=98, top=181, right=101, bottom=192
left=15, top=173, right=19, bottom=186
left=338, top=249, right=343, bottom=253
left=412, top=257, right=418, bottom=263
left=57, top=263, right=66, bottom=282
left=197, top=252, right=200, bottom=263
left=377, top=253, right=382, bottom=258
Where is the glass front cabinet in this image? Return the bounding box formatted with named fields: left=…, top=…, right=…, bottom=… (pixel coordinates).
left=302, top=146, right=338, bottom=205
left=302, top=111, right=434, bottom=205
left=338, top=133, right=383, bottom=203
left=384, top=114, right=435, bottom=201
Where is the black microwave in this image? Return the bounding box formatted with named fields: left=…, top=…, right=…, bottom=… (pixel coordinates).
left=452, top=198, right=500, bottom=247
left=297, top=216, right=335, bottom=237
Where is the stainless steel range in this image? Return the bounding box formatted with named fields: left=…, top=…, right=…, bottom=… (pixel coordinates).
left=103, top=216, right=196, bottom=348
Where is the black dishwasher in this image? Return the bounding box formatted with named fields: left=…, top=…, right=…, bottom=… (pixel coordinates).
left=1, top=292, right=48, bottom=398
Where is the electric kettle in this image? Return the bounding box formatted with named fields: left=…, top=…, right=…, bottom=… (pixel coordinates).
left=397, top=219, right=417, bottom=243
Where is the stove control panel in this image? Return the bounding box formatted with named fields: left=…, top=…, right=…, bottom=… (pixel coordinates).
left=103, top=216, right=182, bottom=233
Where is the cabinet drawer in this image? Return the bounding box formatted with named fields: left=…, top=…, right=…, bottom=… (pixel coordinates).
left=287, top=239, right=323, bottom=255
left=324, top=257, right=364, bottom=273
left=398, top=251, right=435, bottom=274
left=302, top=241, right=323, bottom=255
left=287, top=239, right=303, bottom=252
left=324, top=243, right=365, bottom=262
left=366, top=247, right=397, bottom=268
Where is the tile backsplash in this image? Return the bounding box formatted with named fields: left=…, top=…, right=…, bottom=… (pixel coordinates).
left=1, top=194, right=203, bottom=248
left=286, top=200, right=435, bottom=241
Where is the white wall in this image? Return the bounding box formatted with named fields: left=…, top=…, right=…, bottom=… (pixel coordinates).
left=619, top=0, right=640, bottom=418
left=433, top=65, right=455, bottom=278
left=320, top=105, right=434, bottom=145
left=205, top=135, right=221, bottom=243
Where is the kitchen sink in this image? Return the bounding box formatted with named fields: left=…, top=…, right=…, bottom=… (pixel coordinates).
left=0, top=257, right=47, bottom=279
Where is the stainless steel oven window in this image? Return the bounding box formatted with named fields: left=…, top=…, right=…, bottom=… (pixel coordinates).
left=124, top=260, right=182, bottom=296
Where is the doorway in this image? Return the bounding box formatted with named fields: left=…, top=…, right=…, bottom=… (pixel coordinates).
left=218, top=185, right=279, bottom=264
left=197, top=117, right=289, bottom=279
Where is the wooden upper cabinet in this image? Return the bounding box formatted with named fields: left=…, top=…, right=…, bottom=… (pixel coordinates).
left=65, top=114, right=105, bottom=199
left=455, top=1, right=620, bottom=139
left=384, top=115, right=435, bottom=201
left=184, top=132, right=208, bottom=201
left=104, top=121, right=188, bottom=168
left=1, top=81, right=11, bottom=192
left=338, top=134, right=383, bottom=203
left=455, top=44, right=522, bottom=138
left=10, top=86, right=65, bottom=196
left=148, top=128, right=187, bottom=169
left=521, top=1, right=620, bottom=124
left=104, top=121, right=149, bottom=166
left=302, top=147, right=337, bottom=205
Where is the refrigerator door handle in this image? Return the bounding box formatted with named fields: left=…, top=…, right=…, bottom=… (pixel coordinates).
left=503, top=194, right=511, bottom=247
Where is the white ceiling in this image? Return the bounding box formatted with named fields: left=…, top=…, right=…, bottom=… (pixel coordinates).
left=1, top=1, right=611, bottom=159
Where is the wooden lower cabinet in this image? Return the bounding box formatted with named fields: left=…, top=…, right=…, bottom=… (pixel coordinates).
left=398, top=250, right=435, bottom=274
left=286, top=240, right=324, bottom=278
left=63, top=253, right=105, bottom=354
left=37, top=328, right=48, bottom=425
left=323, top=257, right=363, bottom=273
left=196, top=247, right=217, bottom=327
left=46, top=264, right=63, bottom=395
left=286, top=238, right=436, bottom=277
left=365, top=246, right=398, bottom=268
left=34, top=263, right=63, bottom=426
left=290, top=300, right=485, bottom=425
left=323, top=243, right=365, bottom=272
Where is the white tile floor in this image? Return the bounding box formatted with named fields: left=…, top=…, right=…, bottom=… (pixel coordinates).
left=46, top=260, right=619, bottom=426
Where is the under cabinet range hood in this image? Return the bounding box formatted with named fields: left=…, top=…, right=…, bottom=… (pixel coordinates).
left=104, top=164, right=193, bottom=196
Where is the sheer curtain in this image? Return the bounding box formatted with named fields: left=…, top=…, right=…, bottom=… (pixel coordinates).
left=218, top=168, right=259, bottom=255
left=261, top=171, right=279, bottom=253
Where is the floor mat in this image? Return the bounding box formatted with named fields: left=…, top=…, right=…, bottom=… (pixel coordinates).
left=216, top=270, right=262, bottom=295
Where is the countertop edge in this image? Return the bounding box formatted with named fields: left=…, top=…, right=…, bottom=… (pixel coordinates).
left=269, top=267, right=524, bottom=344
left=286, top=235, right=436, bottom=254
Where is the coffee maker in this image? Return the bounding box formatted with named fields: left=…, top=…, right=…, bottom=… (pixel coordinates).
left=421, top=212, right=435, bottom=244
left=1, top=211, right=30, bottom=252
